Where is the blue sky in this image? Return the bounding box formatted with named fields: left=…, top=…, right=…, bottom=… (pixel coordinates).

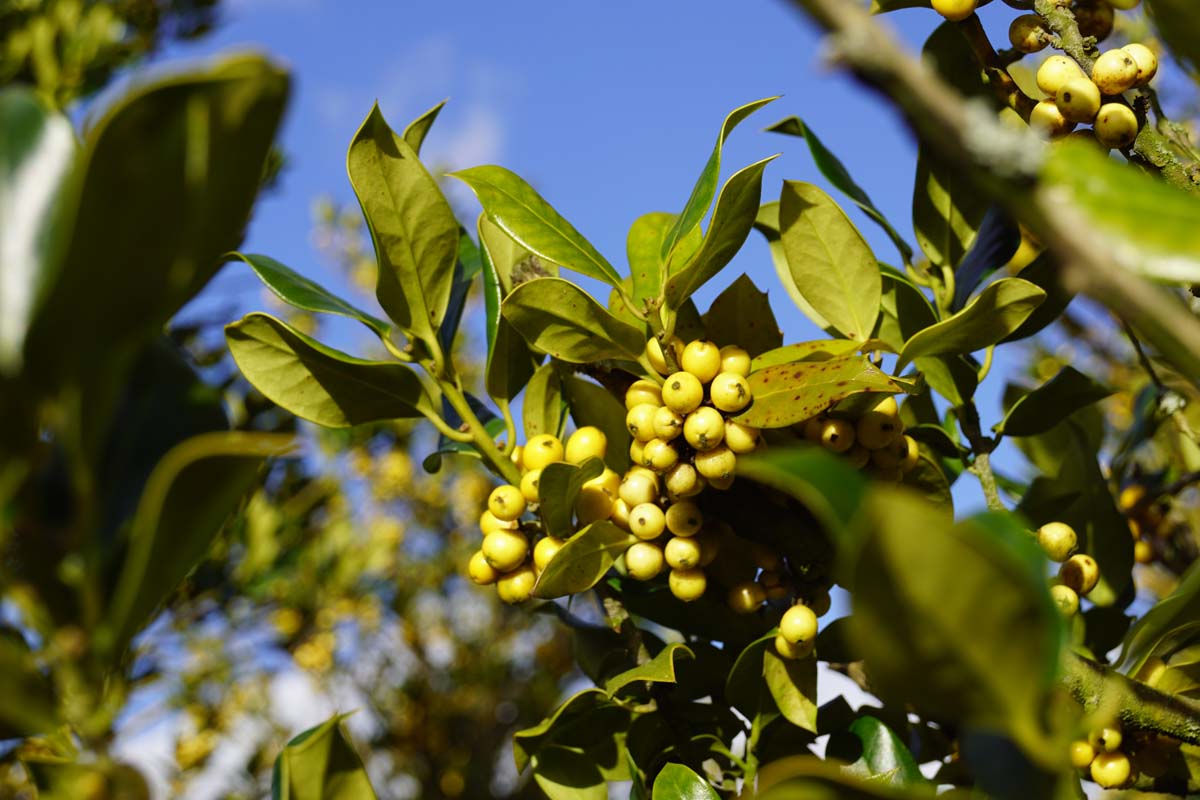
left=159, top=0, right=1032, bottom=511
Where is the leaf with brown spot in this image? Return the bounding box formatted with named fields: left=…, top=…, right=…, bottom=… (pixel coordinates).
left=735, top=354, right=903, bottom=429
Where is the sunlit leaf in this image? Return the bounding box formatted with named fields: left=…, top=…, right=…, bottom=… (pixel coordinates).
left=897, top=279, right=1044, bottom=369
left=651, top=763, right=718, bottom=800
left=271, top=714, right=378, bottom=800
left=534, top=520, right=637, bottom=598
left=736, top=355, right=903, bottom=429
left=605, top=643, right=695, bottom=696
left=502, top=277, right=645, bottom=364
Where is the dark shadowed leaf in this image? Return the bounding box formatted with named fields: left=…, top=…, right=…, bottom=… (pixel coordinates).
left=1000, top=254, right=1073, bottom=343
left=0, top=634, right=58, bottom=737
left=531, top=747, right=607, bottom=800
left=734, top=448, right=868, bottom=536
left=437, top=228, right=483, bottom=354
left=1119, top=560, right=1200, bottom=676
left=995, top=367, right=1113, bottom=437
left=1145, top=0, right=1200, bottom=74
left=950, top=206, right=1021, bottom=311
left=702, top=273, right=782, bottom=357
left=538, top=457, right=605, bottom=539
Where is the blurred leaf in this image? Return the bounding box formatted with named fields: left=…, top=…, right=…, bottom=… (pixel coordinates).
left=905, top=424, right=967, bottom=459
left=779, top=181, right=881, bottom=342
left=0, top=87, right=75, bottom=376
left=950, top=206, right=1021, bottom=311
left=347, top=104, right=458, bottom=345
left=531, top=747, right=607, bottom=800
left=563, top=375, right=632, bottom=473
left=735, top=448, right=868, bottom=535
left=736, top=355, right=903, bottom=429
left=659, top=96, right=777, bottom=262
left=1145, top=0, right=1200, bottom=75
left=524, top=362, right=565, bottom=440
left=271, top=714, right=378, bottom=800
left=766, top=116, right=912, bottom=266
left=437, top=228, right=483, bottom=354
left=229, top=252, right=391, bottom=339
left=1119, top=560, right=1200, bottom=676
left=538, top=457, right=605, bottom=539
left=102, top=431, right=294, bottom=660
left=754, top=202, right=835, bottom=334
left=701, top=273, right=782, bottom=357
left=451, top=164, right=621, bottom=286
left=503, top=277, right=644, bottom=364
left=534, top=520, right=636, bottom=599
left=1000, top=254, right=1073, bottom=343
left=665, top=155, right=778, bottom=308
left=764, top=648, right=818, bottom=732
left=900, top=449, right=954, bottom=511
left=752, top=340, right=861, bottom=371
left=651, top=763, right=718, bottom=800
left=226, top=313, right=435, bottom=427
left=0, top=634, right=57, bottom=737
left=897, top=278, right=1045, bottom=369
left=606, top=643, right=694, bottom=696
left=401, top=98, right=445, bottom=155
left=871, top=0, right=932, bottom=11
left=844, top=715, right=926, bottom=786
left=480, top=215, right=540, bottom=403
left=994, top=367, right=1113, bottom=437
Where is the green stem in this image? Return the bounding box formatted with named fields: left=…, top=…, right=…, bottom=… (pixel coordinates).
left=977, top=345, right=995, bottom=383
left=444, top=381, right=520, bottom=485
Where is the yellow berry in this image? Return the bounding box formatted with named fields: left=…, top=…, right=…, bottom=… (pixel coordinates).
left=1090, top=751, right=1132, bottom=789
left=1089, top=725, right=1123, bottom=753
left=480, top=509, right=517, bottom=536
left=625, top=541, right=664, bottom=580
left=575, top=484, right=615, bottom=525
left=630, top=502, right=666, bottom=540
left=665, top=501, right=703, bottom=537
left=565, top=426, right=607, bottom=464
left=719, top=345, right=751, bottom=377
left=1092, top=48, right=1139, bottom=95
left=1094, top=102, right=1139, bottom=149
left=684, top=406, right=726, bottom=451
left=665, top=463, right=703, bottom=499
left=931, top=0, right=976, bottom=21
left=1118, top=485, right=1147, bottom=514
left=1058, top=76, right=1101, bottom=123
left=611, top=498, right=632, bottom=529
left=780, top=603, right=819, bottom=644
left=819, top=419, right=856, bottom=454
left=643, top=438, right=680, bottom=472
left=710, top=372, right=752, bottom=413
left=1123, top=43, right=1157, bottom=86
left=1037, top=55, right=1085, bottom=96
left=524, top=434, right=565, bottom=470
left=1075, top=2, right=1114, bottom=41
left=774, top=633, right=813, bottom=660
left=488, top=484, right=526, bottom=522
left=896, top=435, right=920, bottom=472
left=587, top=468, right=621, bottom=497
left=1030, top=99, right=1076, bottom=138
left=663, top=372, right=704, bottom=414
left=724, top=421, right=759, bottom=454
left=802, top=416, right=825, bottom=443
left=520, top=469, right=542, bottom=503
left=533, top=536, right=564, bottom=572
left=681, top=340, right=722, bottom=383
left=646, top=335, right=684, bottom=375
left=1070, top=740, right=1096, bottom=770
left=468, top=550, right=500, bottom=585
left=510, top=445, right=524, bottom=471
left=1009, top=14, right=1048, bottom=53
left=629, top=439, right=645, bottom=465
left=625, top=379, right=663, bottom=410
left=1060, top=553, right=1101, bottom=595
left=694, top=446, right=736, bottom=481
left=1037, top=521, right=1078, bottom=562
left=665, top=536, right=703, bottom=570
left=845, top=445, right=870, bottom=469
left=626, top=403, right=660, bottom=443
left=496, top=564, right=536, bottom=604
left=653, top=406, right=685, bottom=441
left=1134, top=539, right=1153, bottom=564
left=857, top=411, right=902, bottom=450
left=482, top=529, right=529, bottom=572
left=669, top=567, right=707, bottom=602
left=619, top=472, right=659, bottom=507
left=728, top=581, right=766, bottom=614
left=871, top=395, right=900, bottom=418
left=1051, top=584, right=1080, bottom=617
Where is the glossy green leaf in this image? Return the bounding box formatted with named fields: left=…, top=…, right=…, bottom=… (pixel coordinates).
left=651, top=763, right=718, bottom=800
left=230, top=253, right=391, bottom=339
left=503, top=277, right=644, bottom=363
left=847, top=490, right=1065, bottom=767
left=660, top=96, right=777, bottom=261
left=524, top=362, right=565, bottom=440
left=766, top=116, right=912, bottom=266
left=736, top=354, right=904, bottom=429
left=896, top=278, right=1045, bottom=369
left=914, top=355, right=978, bottom=408
left=271, top=714, right=378, bottom=800
left=875, top=269, right=937, bottom=354
left=513, top=688, right=629, bottom=772
left=0, top=635, right=58, bottom=737
left=0, top=88, right=75, bottom=376
left=438, top=228, right=483, bottom=354
left=627, top=211, right=701, bottom=308
left=25, top=54, right=289, bottom=385
left=764, top=648, right=818, bottom=732
left=226, top=313, right=436, bottom=427
left=995, top=367, right=1112, bottom=437
left=779, top=181, right=880, bottom=342
left=451, top=164, right=620, bottom=286
left=1146, top=0, right=1200, bottom=74
left=756, top=757, right=941, bottom=800
left=101, top=431, right=295, bottom=660
left=534, top=520, right=638, bottom=599
left=754, top=202, right=835, bottom=333
left=531, top=747, right=607, bottom=800
left=1000, top=253, right=1073, bottom=343
left=421, top=393, right=504, bottom=474
left=1119, top=560, right=1200, bottom=676
left=401, top=98, right=446, bottom=155
left=912, top=146, right=989, bottom=271
left=751, top=340, right=861, bottom=371
left=844, top=715, right=926, bottom=786
left=701, top=273, right=782, bottom=357
left=538, top=457, right=605, bottom=539
left=605, top=643, right=695, bottom=696
left=563, top=375, right=632, bottom=473
left=347, top=104, right=458, bottom=343
left=734, top=448, right=868, bottom=537
left=665, top=155, right=778, bottom=308
left=480, top=215, right=540, bottom=403
left=1041, top=140, right=1200, bottom=285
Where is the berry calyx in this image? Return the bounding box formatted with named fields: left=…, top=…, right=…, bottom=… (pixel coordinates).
left=663, top=371, right=704, bottom=414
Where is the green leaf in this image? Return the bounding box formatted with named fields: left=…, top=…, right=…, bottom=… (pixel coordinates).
left=25, top=54, right=289, bottom=385
left=914, top=355, right=978, bottom=408
left=0, top=634, right=58, bottom=737
left=902, top=450, right=954, bottom=511
left=534, top=520, right=638, bottom=599
left=538, top=457, right=605, bottom=539
left=660, top=96, right=778, bottom=262
left=779, top=181, right=881, bottom=342
left=735, top=354, right=904, bottom=429
left=0, top=88, right=75, bottom=377
left=701, top=274, right=782, bottom=357
left=871, top=0, right=931, bottom=11
left=271, top=714, right=378, bottom=800
left=347, top=104, right=458, bottom=344
left=766, top=116, right=912, bottom=266
left=1145, top=0, right=1200, bottom=86
left=847, top=490, right=1065, bottom=767
left=1000, top=253, right=1073, bottom=343
left=401, top=98, right=446, bottom=155
left=844, top=715, right=927, bottom=787
left=896, top=278, right=1045, bottom=369
left=605, top=643, right=695, bottom=696
left=230, top=253, right=392, bottom=339
left=912, top=145, right=989, bottom=271
left=1119, top=560, right=1200, bottom=676
left=754, top=202, right=835, bottom=333
left=101, top=431, right=294, bottom=660
left=626, top=212, right=701, bottom=308
left=1041, top=140, right=1200, bottom=286
left=764, top=648, right=818, bottom=732
left=451, top=164, right=620, bottom=286
left=563, top=375, right=632, bottom=473
left=531, top=747, right=608, bottom=800
left=502, top=277, right=645, bottom=363
left=751, top=340, right=861, bottom=371
left=524, top=362, right=565, bottom=440
left=513, top=688, right=628, bottom=772
left=226, top=313, right=436, bottom=427
left=755, top=757, right=940, bottom=799
left=421, top=393, right=504, bottom=474
left=651, top=763, right=718, bottom=800
left=665, top=155, right=778, bottom=308
left=480, top=215, right=540, bottom=403
left=875, top=268, right=938, bottom=354
left=734, top=448, right=868, bottom=537
left=994, top=367, right=1113, bottom=437
left=438, top=228, right=483, bottom=354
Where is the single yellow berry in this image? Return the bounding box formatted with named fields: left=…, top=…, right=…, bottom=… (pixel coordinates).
left=625, top=379, right=663, bottom=410
left=1074, top=2, right=1114, bottom=41
left=1092, top=48, right=1139, bottom=95
left=1060, top=553, right=1101, bottom=595
left=857, top=410, right=902, bottom=450
left=1134, top=539, right=1153, bottom=564
left=1051, top=584, right=1080, bottom=616
left=728, top=581, right=766, bottom=614
left=629, top=439, right=645, bottom=465
left=819, top=419, right=856, bottom=453
left=930, top=0, right=976, bottom=22
left=896, top=435, right=920, bottom=472
left=488, top=484, right=526, bottom=522
left=482, top=529, right=529, bottom=573
left=872, top=396, right=900, bottom=418
left=1037, top=521, right=1078, bottom=562
left=710, top=372, right=752, bottom=413
left=719, top=345, right=752, bottom=377
left=803, top=416, right=825, bottom=443
left=524, top=434, right=565, bottom=470
left=1123, top=42, right=1158, bottom=86
left=642, top=438, right=680, bottom=472
left=533, top=536, right=564, bottom=572
left=480, top=509, right=517, bottom=536
left=806, top=589, right=832, bottom=618
left=694, top=446, right=736, bottom=481
left=664, top=462, right=702, bottom=499
left=684, top=406, right=726, bottom=451
left=511, top=445, right=524, bottom=471
left=724, top=420, right=759, bottom=454
left=1009, top=14, right=1048, bottom=53
left=681, top=340, right=722, bottom=383
left=1030, top=99, right=1076, bottom=138
left=1094, top=102, right=1139, bottom=148
left=665, top=501, right=703, bottom=537
left=646, top=335, right=684, bottom=375
left=1057, top=76, right=1101, bottom=123
left=774, top=633, right=813, bottom=660
left=653, top=405, right=685, bottom=441
left=575, top=484, right=615, bottom=525
left=587, top=468, right=621, bottom=497
left=626, top=403, right=660, bottom=443
left=1069, top=740, right=1096, bottom=770
left=611, top=498, right=632, bottom=529
left=1037, top=55, right=1085, bottom=96
left=468, top=550, right=500, bottom=585
left=565, top=426, right=607, bottom=464
left=496, top=564, right=536, bottom=604
left=619, top=471, right=659, bottom=507
left=845, top=445, right=870, bottom=469
left=780, top=604, right=819, bottom=644
left=1118, top=484, right=1148, bottom=515
left=629, top=502, right=666, bottom=540
left=625, top=541, right=664, bottom=580
left=520, top=469, right=542, bottom=503
left=1089, top=725, right=1123, bottom=753
left=662, top=371, right=704, bottom=414
left=669, top=567, right=707, bottom=602
left=665, top=535, right=703, bottom=570
left=1090, top=751, right=1132, bottom=789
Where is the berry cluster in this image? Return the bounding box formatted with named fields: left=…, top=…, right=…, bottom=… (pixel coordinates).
left=799, top=395, right=919, bottom=481
left=1118, top=483, right=1159, bottom=565
left=1070, top=723, right=1133, bottom=789
left=1034, top=521, right=1103, bottom=617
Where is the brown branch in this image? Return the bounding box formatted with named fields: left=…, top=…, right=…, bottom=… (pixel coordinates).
left=1063, top=653, right=1200, bottom=746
